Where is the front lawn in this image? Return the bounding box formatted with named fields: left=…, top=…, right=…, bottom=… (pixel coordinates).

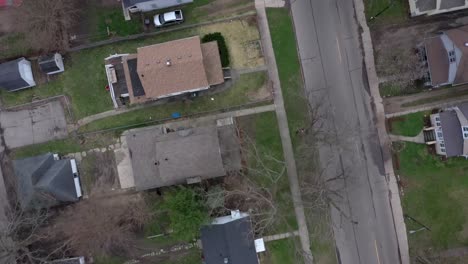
left=263, top=239, right=303, bottom=264
left=78, top=71, right=267, bottom=132
left=388, top=111, right=429, bottom=137
left=1, top=17, right=263, bottom=119
left=397, top=142, right=468, bottom=257
left=364, top=0, right=408, bottom=23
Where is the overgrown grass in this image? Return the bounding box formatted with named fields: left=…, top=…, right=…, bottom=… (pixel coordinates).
left=0, top=33, right=31, bottom=60
left=265, top=239, right=303, bottom=264
left=388, top=111, right=429, bottom=137
left=78, top=71, right=267, bottom=132
left=379, top=82, right=423, bottom=98
left=89, top=6, right=142, bottom=41
left=11, top=133, right=117, bottom=159
left=365, top=0, right=408, bottom=23
left=397, top=142, right=468, bottom=255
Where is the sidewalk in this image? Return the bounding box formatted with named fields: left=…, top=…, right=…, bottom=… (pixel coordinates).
left=389, top=132, right=425, bottom=144
left=353, top=0, right=410, bottom=263
left=255, top=1, right=313, bottom=263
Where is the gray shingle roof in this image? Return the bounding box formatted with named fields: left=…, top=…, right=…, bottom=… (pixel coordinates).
left=201, top=216, right=258, bottom=264
left=0, top=58, right=30, bottom=91
left=439, top=110, right=463, bottom=157
left=39, top=54, right=60, bottom=73
left=14, top=153, right=78, bottom=209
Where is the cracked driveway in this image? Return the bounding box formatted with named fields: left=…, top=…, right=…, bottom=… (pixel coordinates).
left=0, top=100, right=68, bottom=149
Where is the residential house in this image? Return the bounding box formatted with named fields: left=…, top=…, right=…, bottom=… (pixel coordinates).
left=425, top=102, right=468, bottom=158
left=117, top=118, right=241, bottom=190
left=409, top=0, right=468, bottom=16
left=200, top=210, right=265, bottom=264
left=424, top=25, right=468, bottom=87
left=0, top=57, right=36, bottom=91
left=104, top=36, right=224, bottom=108
left=39, top=53, right=65, bottom=75
left=121, top=0, right=193, bottom=20
left=13, top=153, right=82, bottom=209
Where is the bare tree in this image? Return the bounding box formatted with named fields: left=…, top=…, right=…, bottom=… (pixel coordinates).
left=46, top=194, right=150, bottom=258
left=14, top=0, right=79, bottom=52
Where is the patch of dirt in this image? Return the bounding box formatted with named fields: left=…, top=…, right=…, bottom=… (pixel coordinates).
left=247, top=82, right=271, bottom=101
left=199, top=0, right=253, bottom=16
left=197, top=17, right=265, bottom=68
left=79, top=150, right=120, bottom=196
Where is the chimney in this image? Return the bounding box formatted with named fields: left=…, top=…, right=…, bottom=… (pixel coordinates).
left=231, top=210, right=241, bottom=219
left=166, top=59, right=171, bottom=66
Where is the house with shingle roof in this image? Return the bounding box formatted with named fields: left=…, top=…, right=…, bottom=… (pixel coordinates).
left=424, top=25, right=468, bottom=87
left=104, top=36, right=224, bottom=107
left=424, top=102, right=468, bottom=157
left=409, top=0, right=468, bottom=16
left=13, top=153, right=82, bottom=209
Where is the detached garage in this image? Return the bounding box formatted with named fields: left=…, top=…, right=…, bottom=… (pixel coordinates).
left=0, top=57, right=36, bottom=92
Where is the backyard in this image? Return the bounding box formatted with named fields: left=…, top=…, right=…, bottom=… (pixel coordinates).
left=0, top=16, right=264, bottom=120
left=396, top=142, right=468, bottom=260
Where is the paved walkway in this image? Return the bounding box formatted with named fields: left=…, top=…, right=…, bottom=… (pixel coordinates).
left=386, top=97, right=468, bottom=118
left=383, top=85, right=468, bottom=116
left=255, top=2, right=313, bottom=263
left=353, top=0, right=410, bottom=263
left=263, top=231, right=299, bottom=242
left=389, top=132, right=425, bottom=144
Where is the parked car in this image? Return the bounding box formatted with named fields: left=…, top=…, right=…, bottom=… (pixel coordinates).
left=154, top=10, right=184, bottom=27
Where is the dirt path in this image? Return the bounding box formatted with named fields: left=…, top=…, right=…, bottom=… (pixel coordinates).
left=383, top=85, right=468, bottom=115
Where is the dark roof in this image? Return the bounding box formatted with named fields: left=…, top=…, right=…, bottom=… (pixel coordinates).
left=440, top=110, right=463, bottom=157
left=0, top=58, right=30, bottom=91
left=425, top=36, right=449, bottom=86
left=39, top=54, right=60, bottom=73
left=14, top=153, right=78, bottom=209
left=122, top=0, right=149, bottom=8
left=127, top=58, right=145, bottom=97
left=201, top=216, right=258, bottom=264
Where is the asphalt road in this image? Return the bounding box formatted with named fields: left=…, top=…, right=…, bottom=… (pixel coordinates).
left=290, top=0, right=401, bottom=263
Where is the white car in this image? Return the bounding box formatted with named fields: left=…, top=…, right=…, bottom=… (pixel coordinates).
left=154, top=10, right=184, bottom=27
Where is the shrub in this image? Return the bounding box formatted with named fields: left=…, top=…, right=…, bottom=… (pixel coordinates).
left=202, top=32, right=230, bottom=67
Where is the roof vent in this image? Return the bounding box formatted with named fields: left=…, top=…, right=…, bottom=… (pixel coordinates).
left=465, top=42, right=468, bottom=47
left=224, top=257, right=229, bottom=264
left=231, top=210, right=241, bottom=219
left=166, top=59, right=171, bottom=66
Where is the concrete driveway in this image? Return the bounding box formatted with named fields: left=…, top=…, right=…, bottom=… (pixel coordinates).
left=0, top=100, right=68, bottom=149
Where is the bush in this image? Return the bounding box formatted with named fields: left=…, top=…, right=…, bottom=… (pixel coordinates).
left=202, top=32, right=230, bottom=67
left=163, top=187, right=209, bottom=240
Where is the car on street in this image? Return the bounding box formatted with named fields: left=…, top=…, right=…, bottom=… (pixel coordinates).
left=154, top=10, right=184, bottom=27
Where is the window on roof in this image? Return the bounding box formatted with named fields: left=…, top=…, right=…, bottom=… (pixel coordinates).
left=435, top=117, right=440, bottom=121
left=464, top=133, right=468, bottom=139
left=436, top=122, right=441, bottom=127
left=440, top=143, right=445, bottom=148
left=437, top=132, right=443, bottom=138
left=441, top=148, right=446, bottom=153
left=463, top=126, right=468, bottom=132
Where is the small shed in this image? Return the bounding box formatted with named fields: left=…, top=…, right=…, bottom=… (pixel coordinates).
left=39, top=53, right=65, bottom=75
left=0, top=57, right=36, bottom=91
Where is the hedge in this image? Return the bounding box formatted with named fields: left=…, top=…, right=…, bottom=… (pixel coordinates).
left=202, top=32, right=230, bottom=67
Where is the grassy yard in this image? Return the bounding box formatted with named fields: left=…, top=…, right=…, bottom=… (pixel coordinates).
left=78, top=71, right=267, bottom=132
left=263, top=239, right=303, bottom=264
left=0, top=17, right=263, bottom=119
left=238, top=112, right=298, bottom=233
left=364, top=0, right=408, bottom=23
left=11, top=132, right=117, bottom=159
left=397, top=142, right=468, bottom=257
left=267, top=8, right=336, bottom=264
left=379, top=82, right=423, bottom=98
left=388, top=111, right=429, bottom=137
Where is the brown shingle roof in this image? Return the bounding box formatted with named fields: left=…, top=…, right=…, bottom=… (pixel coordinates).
left=201, top=42, right=225, bottom=86
left=425, top=36, right=449, bottom=86
left=136, top=36, right=210, bottom=99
